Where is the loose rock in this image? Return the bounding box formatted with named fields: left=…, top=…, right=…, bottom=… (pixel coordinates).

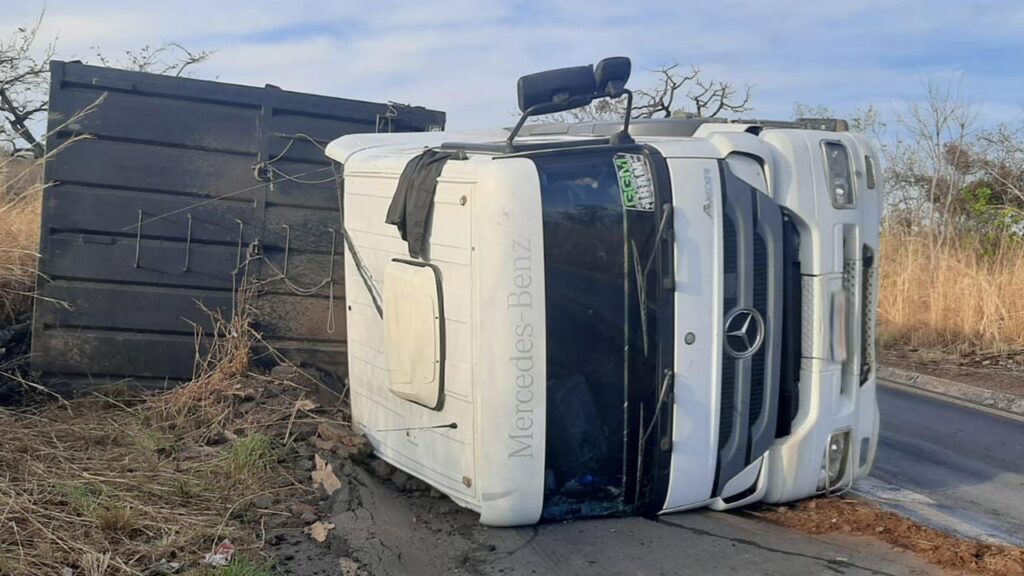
left=369, top=458, right=395, bottom=479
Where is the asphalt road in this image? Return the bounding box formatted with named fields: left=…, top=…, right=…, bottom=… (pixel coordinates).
left=866, top=383, right=1024, bottom=546
left=330, top=462, right=940, bottom=576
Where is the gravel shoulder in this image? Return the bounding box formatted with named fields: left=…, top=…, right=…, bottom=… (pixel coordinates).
left=882, top=350, right=1024, bottom=399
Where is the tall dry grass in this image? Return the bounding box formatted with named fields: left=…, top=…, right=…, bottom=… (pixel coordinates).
left=1, top=96, right=104, bottom=328
left=0, top=276, right=333, bottom=575
left=0, top=157, right=43, bottom=326
left=879, top=229, right=1024, bottom=355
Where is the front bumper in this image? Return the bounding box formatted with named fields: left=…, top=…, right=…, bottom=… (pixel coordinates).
left=761, top=361, right=879, bottom=502
left=761, top=259, right=880, bottom=503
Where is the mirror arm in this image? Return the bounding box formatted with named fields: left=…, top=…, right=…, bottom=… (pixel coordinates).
left=507, top=100, right=585, bottom=152
left=507, top=86, right=635, bottom=152
left=610, top=89, right=635, bottom=146
left=506, top=108, right=536, bottom=152
left=622, top=89, right=633, bottom=133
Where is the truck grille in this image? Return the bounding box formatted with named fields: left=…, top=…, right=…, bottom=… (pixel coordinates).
left=861, top=245, right=877, bottom=385
left=719, top=213, right=738, bottom=451
left=714, top=161, right=785, bottom=495
left=776, top=215, right=802, bottom=437
left=749, top=234, right=769, bottom=430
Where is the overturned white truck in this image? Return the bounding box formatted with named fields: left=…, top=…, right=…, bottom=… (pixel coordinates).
left=325, top=58, right=881, bottom=526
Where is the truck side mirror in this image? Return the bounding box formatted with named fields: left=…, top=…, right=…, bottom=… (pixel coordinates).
left=595, top=57, right=635, bottom=144
left=594, top=57, right=631, bottom=97
left=507, top=58, right=634, bottom=151
left=517, top=65, right=597, bottom=115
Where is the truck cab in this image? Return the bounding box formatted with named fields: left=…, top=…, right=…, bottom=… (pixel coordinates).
left=325, top=59, right=881, bottom=526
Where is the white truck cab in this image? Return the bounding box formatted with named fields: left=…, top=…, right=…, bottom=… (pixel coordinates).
left=325, top=58, right=881, bottom=526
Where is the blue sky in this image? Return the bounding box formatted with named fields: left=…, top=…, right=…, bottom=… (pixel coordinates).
left=4, top=0, right=1023, bottom=130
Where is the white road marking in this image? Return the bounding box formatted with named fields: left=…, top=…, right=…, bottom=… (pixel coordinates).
left=852, top=476, right=934, bottom=504
left=854, top=476, right=1018, bottom=546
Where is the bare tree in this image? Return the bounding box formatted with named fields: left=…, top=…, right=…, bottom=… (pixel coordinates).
left=0, top=12, right=54, bottom=158
left=877, top=76, right=1024, bottom=247
left=89, top=42, right=212, bottom=78
left=898, top=76, right=976, bottom=243
left=634, top=63, right=752, bottom=119
left=545, top=61, right=753, bottom=123
left=1, top=10, right=212, bottom=158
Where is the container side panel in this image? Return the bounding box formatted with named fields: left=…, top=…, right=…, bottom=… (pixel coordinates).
left=31, top=61, right=444, bottom=384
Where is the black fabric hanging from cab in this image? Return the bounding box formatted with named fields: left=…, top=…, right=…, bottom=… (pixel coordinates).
left=385, top=149, right=457, bottom=258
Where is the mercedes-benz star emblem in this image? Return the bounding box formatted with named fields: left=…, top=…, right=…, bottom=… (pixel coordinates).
left=723, top=307, right=765, bottom=359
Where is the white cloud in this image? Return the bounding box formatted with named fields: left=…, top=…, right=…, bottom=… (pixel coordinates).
left=2, top=0, right=1022, bottom=129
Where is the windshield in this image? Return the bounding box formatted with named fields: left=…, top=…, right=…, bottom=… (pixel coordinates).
left=532, top=147, right=674, bottom=518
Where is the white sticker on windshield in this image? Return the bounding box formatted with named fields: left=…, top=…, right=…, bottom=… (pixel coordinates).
left=614, top=153, right=655, bottom=211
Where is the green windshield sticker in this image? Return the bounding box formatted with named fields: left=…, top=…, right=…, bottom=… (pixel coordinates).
left=614, top=153, right=655, bottom=211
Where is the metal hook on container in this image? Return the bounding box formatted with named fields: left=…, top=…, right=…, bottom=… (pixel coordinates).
left=182, top=214, right=193, bottom=272
left=375, top=102, right=398, bottom=133
left=280, top=224, right=291, bottom=278
left=327, top=227, right=337, bottom=282
left=133, top=210, right=143, bottom=268
left=234, top=219, right=245, bottom=269
left=326, top=227, right=338, bottom=334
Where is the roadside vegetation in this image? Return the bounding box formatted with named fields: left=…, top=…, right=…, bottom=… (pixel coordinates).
left=880, top=230, right=1024, bottom=355
left=0, top=156, right=40, bottom=327
left=874, top=86, right=1024, bottom=365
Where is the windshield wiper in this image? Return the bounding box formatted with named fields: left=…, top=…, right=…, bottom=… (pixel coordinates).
left=631, top=203, right=673, bottom=357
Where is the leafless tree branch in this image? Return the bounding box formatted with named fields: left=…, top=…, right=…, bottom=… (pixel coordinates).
left=2, top=10, right=212, bottom=157
left=0, top=10, right=53, bottom=158
left=542, top=61, right=754, bottom=124
left=89, top=42, right=214, bottom=78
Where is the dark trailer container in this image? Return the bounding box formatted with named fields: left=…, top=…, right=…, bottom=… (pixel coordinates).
left=31, top=61, right=445, bottom=387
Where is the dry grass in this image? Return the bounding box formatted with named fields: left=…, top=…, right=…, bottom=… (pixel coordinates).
left=878, top=229, right=1024, bottom=355
left=0, top=278, right=341, bottom=575
left=147, top=283, right=259, bottom=441
left=1, top=96, right=104, bottom=328
left=0, top=385, right=313, bottom=575
left=0, top=398, right=227, bottom=574
left=0, top=157, right=43, bottom=326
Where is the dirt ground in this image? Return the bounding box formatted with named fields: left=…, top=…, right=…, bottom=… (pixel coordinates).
left=760, top=498, right=1024, bottom=576
left=882, top=348, right=1024, bottom=397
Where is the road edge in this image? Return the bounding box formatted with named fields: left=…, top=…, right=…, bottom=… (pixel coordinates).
left=878, top=364, right=1024, bottom=417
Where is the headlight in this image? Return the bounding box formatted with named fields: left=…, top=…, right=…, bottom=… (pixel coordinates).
left=817, top=429, right=851, bottom=492
left=822, top=141, right=855, bottom=209
left=827, top=432, right=849, bottom=485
